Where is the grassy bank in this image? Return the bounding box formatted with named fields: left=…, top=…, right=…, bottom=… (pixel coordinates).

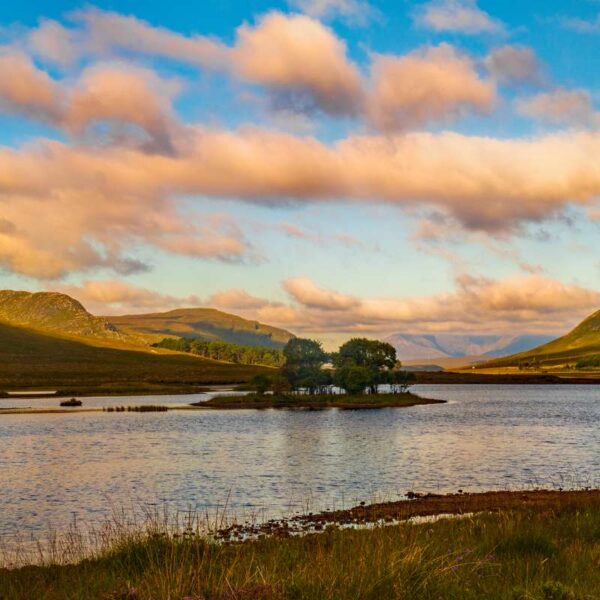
left=1, top=491, right=599, bottom=599
left=198, top=392, right=445, bottom=409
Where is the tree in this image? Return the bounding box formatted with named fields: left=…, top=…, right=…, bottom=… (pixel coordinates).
left=333, top=364, right=371, bottom=395
left=250, top=374, right=271, bottom=396
left=333, top=338, right=397, bottom=394
left=389, top=370, right=416, bottom=394
left=282, top=338, right=329, bottom=393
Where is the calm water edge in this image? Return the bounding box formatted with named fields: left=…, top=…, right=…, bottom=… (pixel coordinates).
left=0, top=384, right=598, bottom=538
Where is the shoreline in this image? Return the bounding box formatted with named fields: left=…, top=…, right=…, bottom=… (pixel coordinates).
left=2, top=488, right=599, bottom=599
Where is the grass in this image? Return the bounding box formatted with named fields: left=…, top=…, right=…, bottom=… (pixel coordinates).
left=1, top=493, right=599, bottom=599
left=0, top=322, right=271, bottom=395
left=199, top=392, right=445, bottom=409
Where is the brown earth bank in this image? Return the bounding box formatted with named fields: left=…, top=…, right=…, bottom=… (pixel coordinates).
left=194, top=392, right=445, bottom=410
left=215, top=489, right=600, bottom=541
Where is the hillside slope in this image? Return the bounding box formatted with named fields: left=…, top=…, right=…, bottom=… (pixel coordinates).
left=0, top=322, right=268, bottom=394
left=0, top=290, right=121, bottom=341
left=108, top=308, right=294, bottom=348
left=480, top=309, right=600, bottom=368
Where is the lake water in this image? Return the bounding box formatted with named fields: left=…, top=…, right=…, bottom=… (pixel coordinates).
left=0, top=384, right=598, bottom=540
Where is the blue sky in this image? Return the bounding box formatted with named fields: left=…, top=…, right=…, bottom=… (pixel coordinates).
left=0, top=0, right=599, bottom=345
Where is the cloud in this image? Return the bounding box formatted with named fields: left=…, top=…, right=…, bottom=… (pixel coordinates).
left=484, top=45, right=545, bottom=87
left=0, top=50, right=64, bottom=122
left=516, top=88, right=599, bottom=127
left=4, top=124, right=600, bottom=278
left=53, top=279, right=203, bottom=314
left=269, top=275, right=600, bottom=334
left=290, top=0, right=375, bottom=24
left=208, top=288, right=274, bottom=310
left=0, top=55, right=182, bottom=152
left=231, top=12, right=363, bottom=116
left=44, top=9, right=363, bottom=117
left=415, top=0, right=505, bottom=35
left=28, top=19, right=79, bottom=66
left=367, top=44, right=495, bottom=131
left=65, top=63, right=182, bottom=152
left=284, top=276, right=361, bottom=310
left=72, top=7, right=230, bottom=69
left=561, top=14, right=600, bottom=34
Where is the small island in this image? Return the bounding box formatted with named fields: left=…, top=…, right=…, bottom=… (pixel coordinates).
left=194, top=337, right=444, bottom=410
left=196, top=391, right=444, bottom=409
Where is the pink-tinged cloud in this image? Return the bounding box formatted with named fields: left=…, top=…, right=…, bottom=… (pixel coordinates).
left=268, top=275, right=600, bottom=334
left=28, top=19, right=79, bottom=66
left=3, top=125, right=600, bottom=278
left=72, top=8, right=230, bottom=69
left=516, top=89, right=599, bottom=127
left=415, top=0, right=505, bottom=35
left=367, top=44, right=495, bottom=131
left=0, top=51, right=63, bottom=122
left=208, top=289, right=274, bottom=310
left=66, top=63, right=182, bottom=152
left=232, top=12, right=363, bottom=115
left=484, top=45, right=545, bottom=87
left=53, top=279, right=203, bottom=315
left=284, top=277, right=361, bottom=310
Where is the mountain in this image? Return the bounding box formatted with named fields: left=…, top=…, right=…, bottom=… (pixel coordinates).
left=0, top=290, right=121, bottom=341
left=386, top=333, right=555, bottom=362
left=480, top=309, right=600, bottom=369
left=0, top=321, right=268, bottom=394
left=108, top=308, right=294, bottom=348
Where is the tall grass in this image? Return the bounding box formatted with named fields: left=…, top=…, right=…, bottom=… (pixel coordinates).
left=1, top=501, right=598, bottom=599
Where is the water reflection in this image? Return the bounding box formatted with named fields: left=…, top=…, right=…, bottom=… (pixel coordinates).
left=0, top=384, right=598, bottom=537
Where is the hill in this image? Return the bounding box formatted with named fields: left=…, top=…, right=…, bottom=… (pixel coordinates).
left=108, top=308, right=294, bottom=348
left=386, top=333, right=554, bottom=362
left=0, top=322, right=268, bottom=395
left=0, top=290, right=122, bottom=341
left=479, top=309, right=600, bottom=369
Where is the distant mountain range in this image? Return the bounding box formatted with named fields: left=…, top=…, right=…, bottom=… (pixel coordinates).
left=385, top=333, right=556, bottom=362
left=480, top=309, right=600, bottom=369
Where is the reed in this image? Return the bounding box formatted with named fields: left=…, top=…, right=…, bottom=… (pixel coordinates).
left=1, top=494, right=598, bottom=599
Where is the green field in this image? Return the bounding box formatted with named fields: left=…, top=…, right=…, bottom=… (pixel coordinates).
left=1, top=492, right=598, bottom=599
left=0, top=322, right=270, bottom=395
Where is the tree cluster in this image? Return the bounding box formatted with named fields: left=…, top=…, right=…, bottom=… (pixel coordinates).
left=253, top=337, right=416, bottom=396
left=152, top=337, right=285, bottom=367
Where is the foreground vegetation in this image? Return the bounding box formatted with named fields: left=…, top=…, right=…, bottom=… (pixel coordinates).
left=200, top=392, right=443, bottom=409
left=0, top=322, right=269, bottom=395
left=1, top=491, right=599, bottom=599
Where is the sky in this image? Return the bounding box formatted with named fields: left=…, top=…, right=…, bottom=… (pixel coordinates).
left=0, top=0, right=599, bottom=347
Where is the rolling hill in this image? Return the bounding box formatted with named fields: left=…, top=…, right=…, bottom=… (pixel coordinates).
left=108, top=308, right=294, bottom=348
left=0, top=289, right=291, bottom=392
left=479, top=309, right=600, bottom=369
left=386, top=333, right=555, bottom=362
left=0, top=321, right=269, bottom=394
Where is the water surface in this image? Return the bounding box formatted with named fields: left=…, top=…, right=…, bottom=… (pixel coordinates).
left=1, top=384, right=598, bottom=538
